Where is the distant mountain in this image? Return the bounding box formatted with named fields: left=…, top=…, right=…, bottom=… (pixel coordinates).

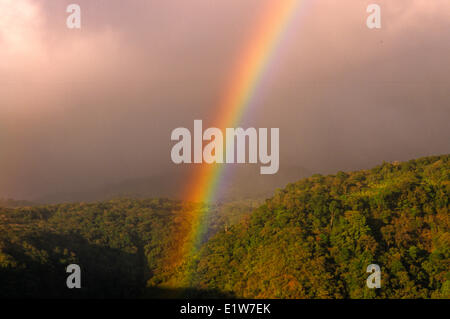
left=35, top=164, right=310, bottom=204
left=0, top=198, right=36, bottom=208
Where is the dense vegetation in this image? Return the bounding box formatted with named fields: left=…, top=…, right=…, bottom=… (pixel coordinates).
left=191, top=155, right=449, bottom=298
left=0, top=198, right=196, bottom=297
left=0, top=155, right=448, bottom=298
left=0, top=197, right=253, bottom=298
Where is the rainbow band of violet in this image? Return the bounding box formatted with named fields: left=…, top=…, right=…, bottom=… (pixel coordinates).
left=180, top=0, right=304, bottom=285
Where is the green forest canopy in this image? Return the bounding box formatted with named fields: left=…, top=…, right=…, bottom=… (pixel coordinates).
left=0, top=154, right=448, bottom=298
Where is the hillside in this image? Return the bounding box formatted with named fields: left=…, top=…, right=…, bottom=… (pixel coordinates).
left=0, top=198, right=253, bottom=298
left=0, top=154, right=448, bottom=298
left=190, top=155, right=449, bottom=298
left=0, top=198, right=192, bottom=297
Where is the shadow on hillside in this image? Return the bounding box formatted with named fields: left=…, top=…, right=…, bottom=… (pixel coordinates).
left=0, top=231, right=149, bottom=298
left=0, top=231, right=234, bottom=299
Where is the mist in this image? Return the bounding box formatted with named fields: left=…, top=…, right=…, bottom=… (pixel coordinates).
left=1, top=0, right=449, bottom=200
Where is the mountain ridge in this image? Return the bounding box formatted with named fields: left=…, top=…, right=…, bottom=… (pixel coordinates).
left=0, top=154, right=448, bottom=298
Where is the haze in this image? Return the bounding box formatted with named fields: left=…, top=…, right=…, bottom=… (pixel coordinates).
left=1, top=0, right=449, bottom=200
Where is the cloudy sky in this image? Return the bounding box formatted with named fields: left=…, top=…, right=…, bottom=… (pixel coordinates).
left=1, top=0, right=449, bottom=199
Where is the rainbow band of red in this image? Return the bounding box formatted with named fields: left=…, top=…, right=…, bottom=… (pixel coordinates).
left=180, top=0, right=303, bottom=284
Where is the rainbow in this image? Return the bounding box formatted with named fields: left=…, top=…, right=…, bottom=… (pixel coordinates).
left=180, top=0, right=304, bottom=284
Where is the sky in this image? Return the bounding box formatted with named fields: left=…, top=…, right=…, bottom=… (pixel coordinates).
left=0, top=0, right=449, bottom=200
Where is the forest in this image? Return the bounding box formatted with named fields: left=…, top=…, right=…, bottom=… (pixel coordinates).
left=0, top=154, right=448, bottom=298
